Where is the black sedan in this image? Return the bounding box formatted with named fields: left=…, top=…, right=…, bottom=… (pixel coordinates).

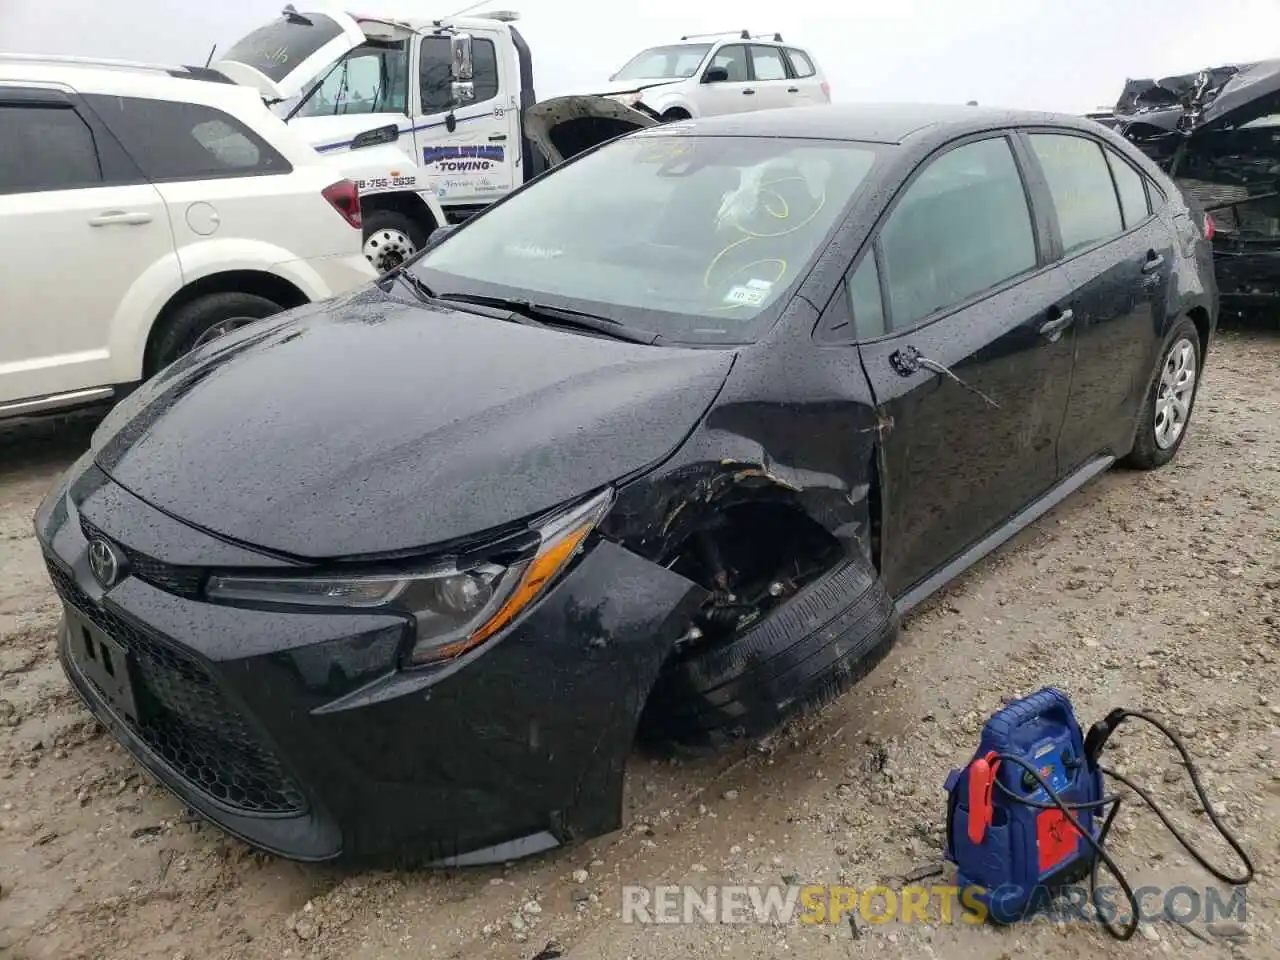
left=36, top=103, right=1217, bottom=865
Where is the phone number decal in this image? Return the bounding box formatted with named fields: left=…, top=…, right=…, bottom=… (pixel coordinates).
left=356, top=175, right=418, bottom=191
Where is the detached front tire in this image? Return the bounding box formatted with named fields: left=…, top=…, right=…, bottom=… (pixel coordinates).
left=1123, top=316, right=1203, bottom=470
left=148, top=291, right=284, bottom=373
left=639, top=557, right=899, bottom=751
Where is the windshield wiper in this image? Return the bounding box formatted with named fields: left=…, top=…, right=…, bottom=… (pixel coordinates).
left=379, top=270, right=546, bottom=326
left=434, top=293, right=662, bottom=344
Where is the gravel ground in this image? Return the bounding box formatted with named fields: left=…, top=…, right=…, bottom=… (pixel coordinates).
left=1, top=324, right=1277, bottom=960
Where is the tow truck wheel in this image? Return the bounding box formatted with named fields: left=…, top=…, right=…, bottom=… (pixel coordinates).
left=362, top=211, right=429, bottom=274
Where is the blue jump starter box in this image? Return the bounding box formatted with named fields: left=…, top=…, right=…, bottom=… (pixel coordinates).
left=943, top=686, right=1105, bottom=924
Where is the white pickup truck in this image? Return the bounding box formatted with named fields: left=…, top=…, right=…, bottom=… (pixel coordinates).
left=215, top=7, right=658, bottom=271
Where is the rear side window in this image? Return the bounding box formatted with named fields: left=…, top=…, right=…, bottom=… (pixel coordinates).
left=1028, top=133, right=1123, bottom=253
left=879, top=137, right=1037, bottom=330
left=786, top=48, right=816, bottom=78
left=0, top=104, right=101, bottom=195
left=708, top=44, right=749, bottom=82
left=750, top=46, right=788, bottom=81
left=1105, top=148, right=1151, bottom=228
left=85, top=96, right=291, bottom=181
left=421, top=37, right=500, bottom=113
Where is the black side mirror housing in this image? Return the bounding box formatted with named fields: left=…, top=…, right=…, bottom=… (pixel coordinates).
left=703, top=66, right=730, bottom=84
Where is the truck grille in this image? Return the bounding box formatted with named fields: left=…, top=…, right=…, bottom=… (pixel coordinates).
left=46, top=557, right=306, bottom=815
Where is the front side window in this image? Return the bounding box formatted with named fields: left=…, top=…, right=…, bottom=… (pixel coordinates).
left=847, top=254, right=886, bottom=339
left=879, top=137, right=1037, bottom=330
left=707, top=44, right=749, bottom=82
left=421, top=36, right=499, bottom=114
left=412, top=134, right=881, bottom=344
left=1029, top=133, right=1124, bottom=254
left=612, top=44, right=712, bottom=81
left=1105, top=148, right=1151, bottom=229
left=85, top=95, right=291, bottom=180
left=750, top=46, right=789, bottom=81
left=0, top=103, right=102, bottom=195
left=294, top=43, right=409, bottom=117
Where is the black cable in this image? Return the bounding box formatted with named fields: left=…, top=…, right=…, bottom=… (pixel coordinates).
left=984, top=708, right=1254, bottom=940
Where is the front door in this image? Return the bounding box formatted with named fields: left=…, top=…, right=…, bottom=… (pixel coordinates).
left=849, top=135, right=1078, bottom=598
left=414, top=33, right=518, bottom=206
left=1022, top=131, right=1178, bottom=470
left=696, top=44, right=756, bottom=115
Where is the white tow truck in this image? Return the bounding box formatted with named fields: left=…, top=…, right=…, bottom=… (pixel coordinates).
left=215, top=7, right=657, bottom=271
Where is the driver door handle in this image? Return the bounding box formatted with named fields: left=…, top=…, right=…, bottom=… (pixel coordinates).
left=88, top=211, right=153, bottom=227
left=742, top=88, right=755, bottom=95
left=787, top=86, right=799, bottom=93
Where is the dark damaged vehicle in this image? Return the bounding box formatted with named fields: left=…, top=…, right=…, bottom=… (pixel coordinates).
left=37, top=103, right=1217, bottom=865
left=1110, top=59, right=1280, bottom=312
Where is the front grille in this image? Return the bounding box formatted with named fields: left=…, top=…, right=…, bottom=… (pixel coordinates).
left=80, top=517, right=205, bottom=597
left=47, top=557, right=306, bottom=815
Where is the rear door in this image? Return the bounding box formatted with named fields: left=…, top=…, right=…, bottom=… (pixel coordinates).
left=1021, top=131, right=1176, bottom=472
left=745, top=45, right=794, bottom=110
left=782, top=47, right=827, bottom=106
left=834, top=134, right=1077, bottom=598
left=696, top=43, right=755, bottom=115
left=83, top=94, right=347, bottom=274
left=0, top=86, right=176, bottom=407
left=214, top=10, right=367, bottom=102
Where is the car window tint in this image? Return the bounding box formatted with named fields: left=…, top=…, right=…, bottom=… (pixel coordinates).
left=750, top=46, right=788, bottom=81
left=708, top=45, right=748, bottom=82
left=84, top=95, right=290, bottom=180
left=1105, top=148, right=1150, bottom=228
left=879, top=136, right=1036, bottom=330
left=422, top=37, right=500, bottom=113
left=848, top=254, right=886, bottom=339
left=1029, top=133, right=1124, bottom=253
left=786, top=48, right=816, bottom=78
left=0, top=104, right=102, bottom=195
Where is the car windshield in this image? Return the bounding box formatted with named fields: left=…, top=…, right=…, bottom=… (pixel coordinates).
left=410, top=134, right=881, bottom=345
left=612, top=44, right=713, bottom=80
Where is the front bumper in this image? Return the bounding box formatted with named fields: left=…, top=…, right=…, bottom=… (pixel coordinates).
left=37, top=456, right=703, bottom=863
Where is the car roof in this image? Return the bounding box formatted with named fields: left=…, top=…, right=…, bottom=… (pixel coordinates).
left=672, top=102, right=1105, bottom=146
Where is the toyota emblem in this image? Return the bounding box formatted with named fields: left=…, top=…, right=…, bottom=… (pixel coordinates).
left=87, top=538, right=122, bottom=588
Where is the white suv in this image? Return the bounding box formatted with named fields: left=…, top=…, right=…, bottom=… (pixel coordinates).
left=599, top=32, right=830, bottom=121
left=0, top=54, right=381, bottom=421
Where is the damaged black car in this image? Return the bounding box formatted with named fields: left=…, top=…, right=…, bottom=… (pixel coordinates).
left=1110, top=58, right=1280, bottom=313
left=37, top=103, right=1217, bottom=865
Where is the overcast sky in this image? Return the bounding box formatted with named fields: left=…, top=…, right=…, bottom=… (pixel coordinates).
left=3, top=0, right=1280, bottom=112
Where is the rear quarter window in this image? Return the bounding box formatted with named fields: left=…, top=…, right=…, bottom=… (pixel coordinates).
left=84, top=95, right=292, bottom=181
left=785, top=48, right=816, bottom=78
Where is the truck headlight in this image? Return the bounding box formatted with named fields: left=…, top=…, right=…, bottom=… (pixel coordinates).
left=205, top=488, right=614, bottom=665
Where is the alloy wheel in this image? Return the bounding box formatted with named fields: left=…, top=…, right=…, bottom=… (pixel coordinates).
left=1153, top=337, right=1197, bottom=450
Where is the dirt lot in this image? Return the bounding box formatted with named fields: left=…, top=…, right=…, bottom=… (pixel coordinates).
left=1, top=325, right=1278, bottom=960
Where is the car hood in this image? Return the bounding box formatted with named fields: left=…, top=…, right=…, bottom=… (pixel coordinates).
left=524, top=95, right=659, bottom=166
left=91, top=289, right=734, bottom=561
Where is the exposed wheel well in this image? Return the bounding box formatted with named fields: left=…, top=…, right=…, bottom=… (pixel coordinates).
left=145, top=271, right=309, bottom=375
left=360, top=192, right=440, bottom=235
left=1187, top=306, right=1211, bottom=365
left=660, top=107, right=691, bottom=122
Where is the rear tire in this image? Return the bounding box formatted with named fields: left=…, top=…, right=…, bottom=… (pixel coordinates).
left=1122, top=316, right=1202, bottom=470
left=148, top=292, right=283, bottom=374
left=362, top=210, right=429, bottom=274
left=638, top=557, right=898, bottom=751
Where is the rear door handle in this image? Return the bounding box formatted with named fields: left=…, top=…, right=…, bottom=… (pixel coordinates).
left=1039, top=308, right=1074, bottom=341
left=742, top=88, right=755, bottom=95
left=1142, top=253, right=1165, bottom=273
left=88, top=211, right=153, bottom=227
left=787, top=86, right=799, bottom=93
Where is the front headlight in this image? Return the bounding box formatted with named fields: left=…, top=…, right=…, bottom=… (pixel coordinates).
left=205, top=488, right=615, bottom=666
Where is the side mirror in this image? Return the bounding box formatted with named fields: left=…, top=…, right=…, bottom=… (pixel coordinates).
left=450, top=34, right=474, bottom=81
left=428, top=223, right=457, bottom=245
left=703, top=66, right=729, bottom=84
